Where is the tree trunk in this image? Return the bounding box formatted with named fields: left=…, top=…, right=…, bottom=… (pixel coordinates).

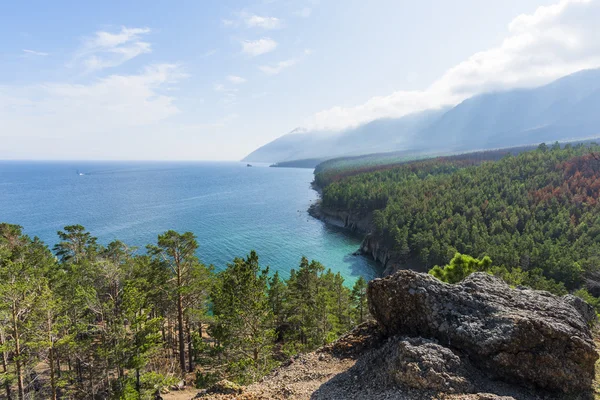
left=177, top=293, right=186, bottom=376
left=0, top=330, right=11, bottom=400
left=56, top=354, right=62, bottom=379
left=47, top=311, right=58, bottom=400
left=76, top=358, right=83, bottom=384
left=135, top=368, right=140, bottom=394
left=176, top=252, right=186, bottom=377
left=187, top=318, right=193, bottom=372
left=49, top=346, right=57, bottom=400
left=88, top=359, right=94, bottom=399
left=11, top=307, right=24, bottom=400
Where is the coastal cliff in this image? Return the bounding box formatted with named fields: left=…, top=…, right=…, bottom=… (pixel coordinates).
left=308, top=200, right=404, bottom=275
left=308, top=201, right=371, bottom=233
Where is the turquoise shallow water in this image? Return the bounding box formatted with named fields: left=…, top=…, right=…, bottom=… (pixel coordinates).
left=0, top=161, right=380, bottom=283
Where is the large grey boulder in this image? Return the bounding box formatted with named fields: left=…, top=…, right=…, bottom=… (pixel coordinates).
left=383, top=337, right=474, bottom=393
left=563, top=293, right=598, bottom=326
left=367, top=270, right=598, bottom=393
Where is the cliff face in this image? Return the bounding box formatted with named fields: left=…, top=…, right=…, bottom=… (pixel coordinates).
left=308, top=202, right=371, bottom=233
left=309, top=202, right=404, bottom=275
left=359, top=234, right=397, bottom=273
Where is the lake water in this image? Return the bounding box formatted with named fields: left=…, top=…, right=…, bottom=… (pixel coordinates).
left=0, top=161, right=380, bottom=284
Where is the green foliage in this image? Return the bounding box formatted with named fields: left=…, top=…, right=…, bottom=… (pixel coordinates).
left=351, top=276, right=368, bottom=324
left=321, top=143, right=600, bottom=290
left=113, top=372, right=179, bottom=400
left=280, top=258, right=354, bottom=350
left=210, top=251, right=276, bottom=383
left=429, top=253, right=567, bottom=296
left=429, top=253, right=492, bottom=284
left=148, top=230, right=212, bottom=375
left=195, top=371, right=219, bottom=389
left=0, top=222, right=369, bottom=395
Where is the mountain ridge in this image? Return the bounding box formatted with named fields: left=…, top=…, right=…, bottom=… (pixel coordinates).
left=243, top=68, right=600, bottom=163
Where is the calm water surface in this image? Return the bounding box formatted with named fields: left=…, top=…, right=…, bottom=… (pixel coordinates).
left=0, top=161, right=380, bottom=283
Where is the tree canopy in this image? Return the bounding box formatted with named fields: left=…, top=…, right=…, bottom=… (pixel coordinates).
left=321, top=143, right=600, bottom=291
left=0, top=224, right=368, bottom=398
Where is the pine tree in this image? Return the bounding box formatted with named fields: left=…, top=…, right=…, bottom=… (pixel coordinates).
left=0, top=224, right=56, bottom=400
left=267, top=271, right=287, bottom=340
left=148, top=231, right=204, bottom=376
left=210, top=251, right=275, bottom=383
left=351, top=276, right=368, bottom=324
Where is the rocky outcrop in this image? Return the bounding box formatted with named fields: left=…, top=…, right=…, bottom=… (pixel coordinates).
left=359, top=234, right=394, bottom=268
left=320, top=320, right=386, bottom=358
left=383, top=337, right=475, bottom=393
left=564, top=293, right=598, bottom=326
left=308, top=202, right=371, bottom=233
left=368, top=270, right=598, bottom=394
left=308, top=202, right=406, bottom=272
left=308, top=202, right=424, bottom=276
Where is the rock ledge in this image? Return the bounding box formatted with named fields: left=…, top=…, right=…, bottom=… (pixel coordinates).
left=368, top=270, right=598, bottom=393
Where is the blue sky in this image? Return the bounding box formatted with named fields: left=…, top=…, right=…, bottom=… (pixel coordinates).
left=2, top=0, right=599, bottom=160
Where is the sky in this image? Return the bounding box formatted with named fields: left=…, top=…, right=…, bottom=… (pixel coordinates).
left=1, top=0, right=600, bottom=160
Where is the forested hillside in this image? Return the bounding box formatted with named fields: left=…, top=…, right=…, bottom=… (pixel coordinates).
left=0, top=225, right=367, bottom=399
left=313, top=145, right=538, bottom=188
left=321, top=143, right=600, bottom=293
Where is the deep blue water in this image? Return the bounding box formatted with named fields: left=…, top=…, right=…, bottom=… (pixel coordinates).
left=0, top=161, right=380, bottom=283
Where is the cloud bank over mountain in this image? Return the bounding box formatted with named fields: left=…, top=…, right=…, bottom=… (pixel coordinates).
left=304, top=0, right=600, bottom=132
left=244, top=68, right=600, bottom=163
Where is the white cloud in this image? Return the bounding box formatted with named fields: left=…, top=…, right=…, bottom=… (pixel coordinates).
left=244, top=14, right=282, bottom=29
left=259, top=59, right=297, bottom=75
left=179, top=114, right=239, bottom=130
left=22, top=49, right=48, bottom=56
left=241, top=38, right=278, bottom=56
left=0, top=64, right=187, bottom=144
left=223, top=12, right=282, bottom=30
left=307, top=0, right=600, bottom=131
left=75, top=26, right=152, bottom=71
left=227, top=75, right=247, bottom=84
left=259, top=49, right=312, bottom=75
left=295, top=7, right=312, bottom=18
left=213, top=83, right=238, bottom=93
left=213, top=82, right=239, bottom=105
left=222, top=19, right=236, bottom=27
left=219, top=92, right=238, bottom=106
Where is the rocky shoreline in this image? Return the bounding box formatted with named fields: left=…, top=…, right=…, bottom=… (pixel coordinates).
left=308, top=199, right=405, bottom=276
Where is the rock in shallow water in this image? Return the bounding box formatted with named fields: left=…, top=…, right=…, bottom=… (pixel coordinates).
left=367, top=270, right=598, bottom=393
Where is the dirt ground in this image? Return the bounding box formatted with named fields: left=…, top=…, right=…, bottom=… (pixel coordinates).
left=163, top=324, right=600, bottom=400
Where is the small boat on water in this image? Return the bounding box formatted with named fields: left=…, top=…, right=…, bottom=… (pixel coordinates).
left=247, top=164, right=253, bottom=167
